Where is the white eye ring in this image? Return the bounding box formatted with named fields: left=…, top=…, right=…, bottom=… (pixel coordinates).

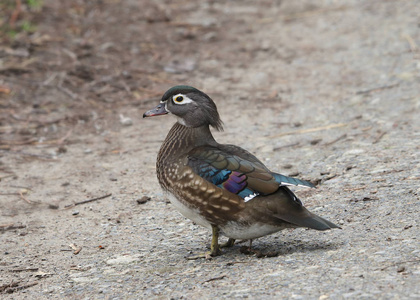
left=172, top=94, right=194, bottom=105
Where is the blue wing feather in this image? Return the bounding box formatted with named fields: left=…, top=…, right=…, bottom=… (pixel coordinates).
left=272, top=173, right=315, bottom=188
left=190, top=159, right=252, bottom=197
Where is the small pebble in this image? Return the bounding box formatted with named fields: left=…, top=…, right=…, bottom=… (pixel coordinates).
left=72, top=211, right=79, bottom=216
left=57, top=146, right=67, bottom=153
left=136, top=196, right=151, bottom=204
left=397, top=266, right=406, bottom=273
left=119, top=114, right=133, bottom=126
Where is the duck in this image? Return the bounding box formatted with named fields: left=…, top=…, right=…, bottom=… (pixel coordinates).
left=143, top=85, right=339, bottom=257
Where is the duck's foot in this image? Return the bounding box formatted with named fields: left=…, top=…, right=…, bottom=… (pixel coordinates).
left=185, top=225, right=222, bottom=260
left=239, top=240, right=279, bottom=258
left=185, top=249, right=219, bottom=260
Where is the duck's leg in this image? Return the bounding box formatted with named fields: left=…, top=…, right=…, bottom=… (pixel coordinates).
left=221, top=238, right=236, bottom=248
left=240, top=239, right=257, bottom=255
left=209, top=224, right=222, bottom=257
left=186, top=224, right=221, bottom=260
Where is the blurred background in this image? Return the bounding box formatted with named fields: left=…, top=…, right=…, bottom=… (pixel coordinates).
left=1, top=0, right=419, bottom=298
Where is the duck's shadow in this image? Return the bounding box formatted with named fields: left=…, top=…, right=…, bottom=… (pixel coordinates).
left=220, top=237, right=341, bottom=258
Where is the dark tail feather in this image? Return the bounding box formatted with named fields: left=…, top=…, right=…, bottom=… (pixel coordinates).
left=267, top=186, right=340, bottom=230
left=299, top=213, right=341, bottom=230
left=278, top=210, right=340, bottom=231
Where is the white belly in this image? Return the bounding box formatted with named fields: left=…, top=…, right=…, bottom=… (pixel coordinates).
left=167, top=194, right=212, bottom=230
left=166, top=194, right=288, bottom=240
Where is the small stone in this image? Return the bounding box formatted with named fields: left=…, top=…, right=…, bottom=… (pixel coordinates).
left=310, top=138, right=322, bottom=145
left=72, top=211, right=79, bottom=216
left=119, top=114, right=133, bottom=126
left=57, top=146, right=67, bottom=153
left=397, top=266, right=406, bottom=273
left=136, top=196, right=151, bottom=204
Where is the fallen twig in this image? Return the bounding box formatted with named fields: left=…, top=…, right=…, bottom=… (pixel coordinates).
left=225, top=261, right=248, bottom=266
left=203, top=275, right=226, bottom=283
left=0, top=282, right=18, bottom=294
left=378, top=259, right=420, bottom=271
left=14, top=151, right=56, bottom=161
left=273, top=142, right=300, bottom=151
left=69, top=243, right=82, bottom=255
left=9, top=185, right=33, bottom=191
left=0, top=281, right=38, bottom=294
left=0, top=174, right=16, bottom=181
left=283, top=5, right=347, bottom=22
left=373, top=131, right=387, bottom=144
left=10, top=268, right=39, bottom=273
left=58, top=129, right=73, bottom=145
left=356, top=83, right=399, bottom=95
left=19, top=190, right=34, bottom=204
left=64, top=193, right=112, bottom=208
left=324, top=134, right=347, bottom=146
left=0, top=223, right=26, bottom=231
left=267, top=123, right=347, bottom=139
left=343, top=187, right=366, bottom=192
left=57, top=85, right=78, bottom=100
left=0, top=138, right=38, bottom=146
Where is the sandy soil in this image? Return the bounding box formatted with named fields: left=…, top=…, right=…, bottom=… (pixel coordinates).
left=1, top=0, right=419, bottom=298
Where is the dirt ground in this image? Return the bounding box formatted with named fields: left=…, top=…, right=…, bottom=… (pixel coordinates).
left=1, top=0, right=419, bottom=299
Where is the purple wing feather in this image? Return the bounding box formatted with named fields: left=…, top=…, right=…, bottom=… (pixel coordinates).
left=222, top=171, right=247, bottom=194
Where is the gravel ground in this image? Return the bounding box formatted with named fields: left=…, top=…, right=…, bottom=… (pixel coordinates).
left=1, top=0, right=419, bottom=299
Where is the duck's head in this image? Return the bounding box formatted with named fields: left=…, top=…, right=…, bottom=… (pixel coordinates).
left=143, top=85, right=223, bottom=131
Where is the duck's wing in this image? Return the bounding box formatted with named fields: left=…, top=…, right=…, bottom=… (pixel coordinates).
left=187, top=145, right=312, bottom=202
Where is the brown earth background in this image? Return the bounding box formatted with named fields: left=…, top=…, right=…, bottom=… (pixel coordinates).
left=1, top=0, right=419, bottom=299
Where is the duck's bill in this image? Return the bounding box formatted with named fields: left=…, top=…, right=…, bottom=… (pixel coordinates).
left=143, top=103, right=169, bottom=118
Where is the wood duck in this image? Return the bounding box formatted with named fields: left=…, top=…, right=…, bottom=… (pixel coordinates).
left=143, top=85, right=339, bottom=257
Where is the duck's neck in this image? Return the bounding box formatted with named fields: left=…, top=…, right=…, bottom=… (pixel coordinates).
left=158, top=122, right=217, bottom=162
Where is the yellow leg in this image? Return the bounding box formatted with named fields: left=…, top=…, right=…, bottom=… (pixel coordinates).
left=209, top=224, right=222, bottom=257
left=186, top=224, right=221, bottom=260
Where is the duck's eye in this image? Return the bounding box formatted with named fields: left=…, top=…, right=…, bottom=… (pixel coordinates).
left=174, top=96, right=184, bottom=103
